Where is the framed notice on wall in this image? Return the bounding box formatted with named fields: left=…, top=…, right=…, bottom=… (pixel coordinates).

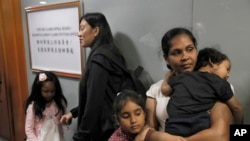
left=25, top=1, right=83, bottom=78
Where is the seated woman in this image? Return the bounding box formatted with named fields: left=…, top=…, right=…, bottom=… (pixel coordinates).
left=145, top=27, right=233, bottom=141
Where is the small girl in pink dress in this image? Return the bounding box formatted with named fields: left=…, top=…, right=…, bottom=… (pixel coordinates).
left=24, top=71, right=67, bottom=141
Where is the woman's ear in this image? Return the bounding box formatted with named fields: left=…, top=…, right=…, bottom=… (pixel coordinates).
left=163, top=54, right=169, bottom=65
left=164, top=54, right=172, bottom=70
left=163, top=54, right=167, bottom=61
left=94, top=26, right=100, bottom=37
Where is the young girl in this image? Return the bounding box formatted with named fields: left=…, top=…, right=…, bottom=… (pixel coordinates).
left=24, top=71, right=67, bottom=141
left=108, top=89, right=153, bottom=141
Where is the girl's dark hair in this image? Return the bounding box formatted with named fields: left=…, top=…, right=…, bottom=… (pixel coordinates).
left=113, top=89, right=146, bottom=117
left=195, top=47, right=229, bottom=70
left=80, top=12, right=114, bottom=48
left=161, top=28, right=197, bottom=70
left=24, top=71, right=67, bottom=119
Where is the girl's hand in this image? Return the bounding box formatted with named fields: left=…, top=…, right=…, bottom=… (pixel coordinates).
left=134, top=125, right=155, bottom=141
left=59, top=112, right=73, bottom=125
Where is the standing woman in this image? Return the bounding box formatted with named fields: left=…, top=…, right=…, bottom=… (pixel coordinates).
left=146, top=27, right=233, bottom=141
left=60, top=13, right=126, bottom=141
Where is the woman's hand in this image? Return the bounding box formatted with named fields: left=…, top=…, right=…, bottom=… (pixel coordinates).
left=135, top=125, right=155, bottom=141
left=144, top=129, right=187, bottom=141
left=59, top=112, right=73, bottom=125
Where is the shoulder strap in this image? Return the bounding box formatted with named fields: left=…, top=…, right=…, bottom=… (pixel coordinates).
left=94, top=47, right=127, bottom=72
left=94, top=47, right=144, bottom=76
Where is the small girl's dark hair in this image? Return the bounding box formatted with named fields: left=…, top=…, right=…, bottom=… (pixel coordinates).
left=195, top=47, right=229, bottom=70
left=24, top=71, right=67, bottom=119
left=113, top=89, right=146, bottom=117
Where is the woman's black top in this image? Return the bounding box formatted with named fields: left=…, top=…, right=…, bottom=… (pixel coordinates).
left=71, top=44, right=125, bottom=141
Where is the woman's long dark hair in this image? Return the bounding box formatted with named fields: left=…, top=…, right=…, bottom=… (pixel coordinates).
left=80, top=12, right=114, bottom=49
left=81, top=12, right=126, bottom=68
left=24, top=71, right=67, bottom=119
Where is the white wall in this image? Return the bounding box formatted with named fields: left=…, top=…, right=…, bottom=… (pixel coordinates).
left=21, top=1, right=80, bottom=140
left=21, top=0, right=250, bottom=140
left=82, top=0, right=193, bottom=82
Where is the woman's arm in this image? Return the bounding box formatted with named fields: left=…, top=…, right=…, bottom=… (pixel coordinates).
left=185, top=101, right=233, bottom=141
left=146, top=97, right=158, bottom=129
left=145, top=130, right=187, bottom=141
left=145, top=101, right=233, bottom=141
left=226, top=96, right=244, bottom=124
left=73, top=61, right=110, bottom=140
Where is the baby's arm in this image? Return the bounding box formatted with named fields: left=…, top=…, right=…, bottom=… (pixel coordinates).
left=226, top=96, right=244, bottom=124
left=161, top=71, right=174, bottom=96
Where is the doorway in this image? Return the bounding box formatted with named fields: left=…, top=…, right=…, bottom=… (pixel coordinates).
left=0, top=30, right=12, bottom=141
left=0, top=0, right=29, bottom=140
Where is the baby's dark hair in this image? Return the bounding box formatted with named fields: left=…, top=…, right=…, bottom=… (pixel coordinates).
left=113, top=89, right=146, bottom=117
left=195, top=47, right=230, bottom=71
left=24, top=71, right=67, bottom=119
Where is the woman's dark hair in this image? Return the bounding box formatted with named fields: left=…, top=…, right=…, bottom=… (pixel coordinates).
left=161, top=27, right=197, bottom=70
left=24, top=71, right=67, bottom=119
left=81, top=12, right=126, bottom=68
left=80, top=12, right=114, bottom=48
left=195, top=47, right=229, bottom=71
left=113, top=89, right=146, bottom=118
left=161, top=27, right=197, bottom=56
